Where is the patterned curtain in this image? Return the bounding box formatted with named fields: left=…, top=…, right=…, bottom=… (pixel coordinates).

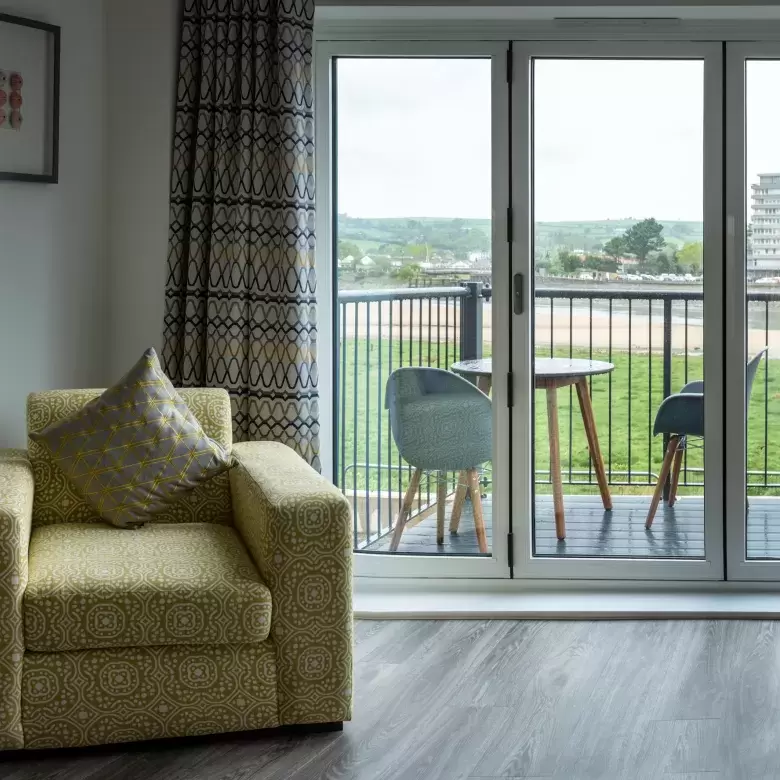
left=163, top=0, right=319, bottom=470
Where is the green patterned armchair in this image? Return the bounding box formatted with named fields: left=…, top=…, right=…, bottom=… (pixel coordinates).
left=0, top=389, right=352, bottom=750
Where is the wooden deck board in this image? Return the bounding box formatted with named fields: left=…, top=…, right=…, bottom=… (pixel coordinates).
left=364, top=494, right=780, bottom=558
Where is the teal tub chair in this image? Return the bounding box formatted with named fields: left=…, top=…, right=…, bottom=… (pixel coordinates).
left=646, top=347, right=768, bottom=527
left=385, top=367, right=492, bottom=553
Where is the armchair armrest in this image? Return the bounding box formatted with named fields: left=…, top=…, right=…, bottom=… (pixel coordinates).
left=0, top=449, right=33, bottom=749
left=230, top=441, right=352, bottom=726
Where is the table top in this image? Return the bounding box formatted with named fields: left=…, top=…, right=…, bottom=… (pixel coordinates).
left=535, top=358, right=614, bottom=379
left=451, top=357, right=614, bottom=380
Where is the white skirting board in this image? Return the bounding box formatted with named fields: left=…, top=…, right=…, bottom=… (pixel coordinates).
left=354, top=582, right=780, bottom=619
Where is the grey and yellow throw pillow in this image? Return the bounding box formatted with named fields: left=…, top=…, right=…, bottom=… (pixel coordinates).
left=30, top=348, right=233, bottom=528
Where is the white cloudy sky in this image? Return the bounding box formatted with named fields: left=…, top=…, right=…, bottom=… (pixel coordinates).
left=336, top=58, right=493, bottom=219
left=746, top=60, right=780, bottom=203
left=335, top=56, right=780, bottom=222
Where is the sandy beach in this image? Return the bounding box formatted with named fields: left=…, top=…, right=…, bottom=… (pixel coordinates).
left=340, top=298, right=780, bottom=356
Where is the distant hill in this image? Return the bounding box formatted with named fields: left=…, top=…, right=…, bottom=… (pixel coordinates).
left=535, top=219, right=703, bottom=254
left=337, top=215, right=703, bottom=258
left=337, top=215, right=491, bottom=257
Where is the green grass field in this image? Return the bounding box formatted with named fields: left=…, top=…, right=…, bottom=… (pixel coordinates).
left=338, top=338, right=780, bottom=498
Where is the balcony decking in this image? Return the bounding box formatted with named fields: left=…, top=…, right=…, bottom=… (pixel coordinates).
left=364, top=494, right=780, bottom=558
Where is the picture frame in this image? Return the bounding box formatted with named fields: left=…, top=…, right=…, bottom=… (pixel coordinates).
left=0, top=12, right=60, bottom=183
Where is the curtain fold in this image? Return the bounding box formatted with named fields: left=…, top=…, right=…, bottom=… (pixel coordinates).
left=163, top=0, right=319, bottom=470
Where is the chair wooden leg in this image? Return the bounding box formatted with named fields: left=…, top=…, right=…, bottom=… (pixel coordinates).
left=389, top=468, right=422, bottom=552
left=467, top=469, right=489, bottom=554
left=436, top=472, right=446, bottom=546
left=546, top=386, right=566, bottom=540
left=668, top=438, right=684, bottom=507
left=646, top=436, right=679, bottom=529
left=449, top=471, right=468, bottom=533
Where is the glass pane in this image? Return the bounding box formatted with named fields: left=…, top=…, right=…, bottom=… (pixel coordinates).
left=532, top=58, right=705, bottom=558
left=745, top=61, right=780, bottom=560
left=334, top=57, right=494, bottom=557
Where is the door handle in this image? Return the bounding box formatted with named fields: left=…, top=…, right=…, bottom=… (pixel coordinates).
left=513, top=273, right=524, bottom=315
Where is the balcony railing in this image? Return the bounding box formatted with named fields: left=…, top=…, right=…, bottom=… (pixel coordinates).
left=336, top=282, right=780, bottom=551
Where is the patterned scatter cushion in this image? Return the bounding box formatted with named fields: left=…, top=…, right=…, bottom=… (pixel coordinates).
left=30, top=348, right=233, bottom=529
left=25, top=522, right=273, bottom=652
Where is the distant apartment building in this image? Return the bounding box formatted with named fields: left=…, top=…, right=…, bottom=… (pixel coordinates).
left=749, top=173, right=780, bottom=277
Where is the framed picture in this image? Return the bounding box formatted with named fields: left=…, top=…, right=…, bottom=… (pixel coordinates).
left=0, top=13, right=59, bottom=183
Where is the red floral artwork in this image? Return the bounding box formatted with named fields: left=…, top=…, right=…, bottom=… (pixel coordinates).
left=0, top=70, right=22, bottom=131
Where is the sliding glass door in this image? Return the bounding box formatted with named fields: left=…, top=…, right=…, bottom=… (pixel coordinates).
left=511, top=43, right=725, bottom=579
left=317, top=42, right=511, bottom=577
left=318, top=34, right=780, bottom=583
left=725, top=44, right=780, bottom=580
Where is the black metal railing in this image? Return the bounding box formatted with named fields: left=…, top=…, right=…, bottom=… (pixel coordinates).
left=336, top=282, right=780, bottom=550
left=535, top=288, right=705, bottom=494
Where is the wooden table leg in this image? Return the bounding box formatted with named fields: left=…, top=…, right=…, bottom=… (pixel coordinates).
left=436, top=472, right=446, bottom=546
left=546, top=386, right=566, bottom=540
left=476, top=376, right=492, bottom=395
left=575, top=378, right=613, bottom=511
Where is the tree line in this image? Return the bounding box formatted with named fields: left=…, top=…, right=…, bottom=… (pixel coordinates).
left=539, top=218, right=703, bottom=276
left=337, top=216, right=490, bottom=260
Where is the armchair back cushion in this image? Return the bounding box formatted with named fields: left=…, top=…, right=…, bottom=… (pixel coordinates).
left=28, top=389, right=234, bottom=527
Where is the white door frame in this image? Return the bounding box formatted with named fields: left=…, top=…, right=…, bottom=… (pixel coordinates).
left=315, top=40, right=512, bottom=578
left=510, top=41, right=725, bottom=580
left=724, top=42, right=780, bottom=580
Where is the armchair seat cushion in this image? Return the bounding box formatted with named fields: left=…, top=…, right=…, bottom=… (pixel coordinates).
left=24, top=523, right=272, bottom=652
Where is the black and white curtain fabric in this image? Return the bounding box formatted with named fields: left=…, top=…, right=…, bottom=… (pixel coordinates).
left=162, top=0, right=319, bottom=469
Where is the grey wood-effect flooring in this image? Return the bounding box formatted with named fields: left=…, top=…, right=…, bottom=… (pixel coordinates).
left=367, top=494, right=780, bottom=559
left=5, top=619, right=780, bottom=779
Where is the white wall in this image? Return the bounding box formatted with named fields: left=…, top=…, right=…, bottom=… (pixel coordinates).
left=105, top=0, right=179, bottom=377
left=0, top=0, right=106, bottom=447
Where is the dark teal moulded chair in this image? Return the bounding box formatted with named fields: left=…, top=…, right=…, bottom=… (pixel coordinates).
left=646, top=347, right=768, bottom=528
left=385, top=367, right=492, bottom=553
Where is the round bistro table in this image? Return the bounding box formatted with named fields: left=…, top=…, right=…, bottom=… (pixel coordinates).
left=450, top=357, right=614, bottom=540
